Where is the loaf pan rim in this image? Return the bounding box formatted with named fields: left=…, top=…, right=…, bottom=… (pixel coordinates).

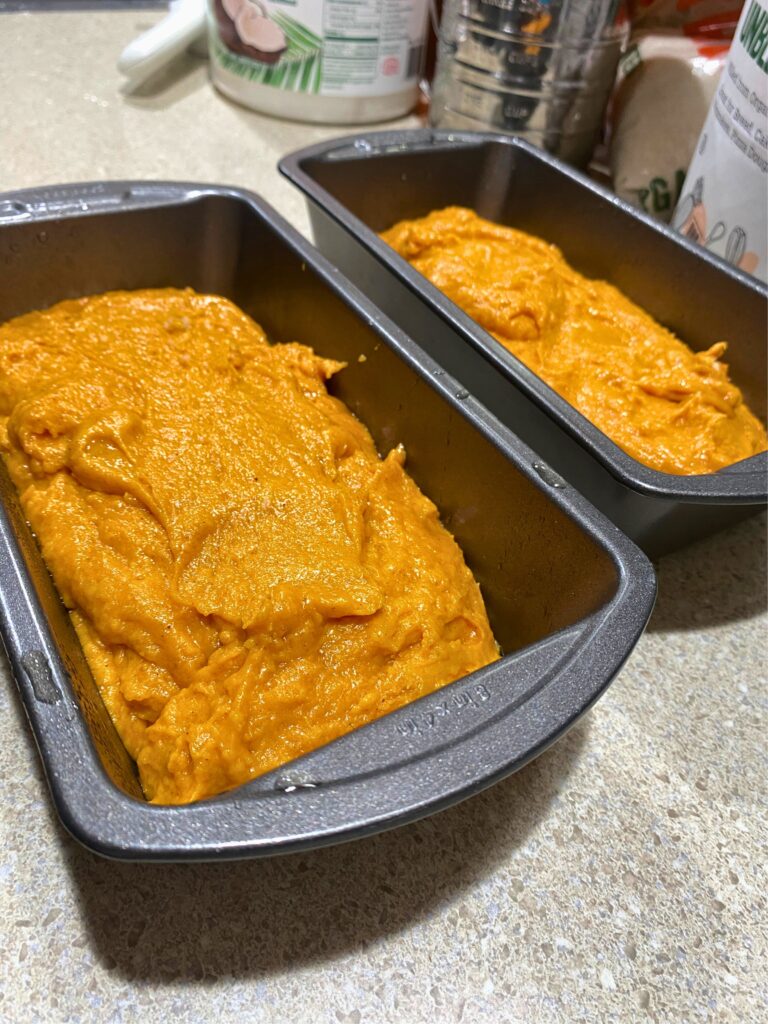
left=0, top=179, right=656, bottom=860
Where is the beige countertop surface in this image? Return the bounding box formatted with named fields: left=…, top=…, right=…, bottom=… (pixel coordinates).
left=1, top=10, right=766, bottom=1024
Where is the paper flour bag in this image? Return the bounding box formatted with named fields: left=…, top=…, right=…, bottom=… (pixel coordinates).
left=672, top=0, right=768, bottom=280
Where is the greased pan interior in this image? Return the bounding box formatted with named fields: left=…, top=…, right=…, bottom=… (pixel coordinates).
left=0, top=182, right=655, bottom=860
left=279, top=130, right=768, bottom=555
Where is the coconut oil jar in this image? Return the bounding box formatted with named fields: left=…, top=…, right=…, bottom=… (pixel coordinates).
left=208, top=0, right=430, bottom=123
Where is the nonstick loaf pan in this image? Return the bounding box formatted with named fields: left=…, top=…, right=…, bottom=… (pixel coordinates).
left=0, top=181, right=655, bottom=861
left=279, top=130, right=768, bottom=557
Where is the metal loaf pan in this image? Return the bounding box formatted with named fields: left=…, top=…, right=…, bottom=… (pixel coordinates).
left=0, top=181, right=655, bottom=861
left=279, top=130, right=768, bottom=557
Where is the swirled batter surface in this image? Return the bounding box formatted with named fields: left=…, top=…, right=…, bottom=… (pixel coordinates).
left=382, top=207, right=767, bottom=475
left=0, top=289, right=498, bottom=804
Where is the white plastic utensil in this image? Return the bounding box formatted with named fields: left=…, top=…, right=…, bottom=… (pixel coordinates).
left=118, top=0, right=207, bottom=86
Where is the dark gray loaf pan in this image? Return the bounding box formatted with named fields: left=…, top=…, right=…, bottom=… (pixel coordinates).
left=0, top=181, right=655, bottom=861
left=279, top=130, right=768, bottom=557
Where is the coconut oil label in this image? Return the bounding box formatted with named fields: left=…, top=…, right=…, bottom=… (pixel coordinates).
left=210, top=0, right=429, bottom=96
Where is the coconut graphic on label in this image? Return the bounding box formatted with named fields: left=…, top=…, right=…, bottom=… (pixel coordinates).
left=215, top=0, right=287, bottom=64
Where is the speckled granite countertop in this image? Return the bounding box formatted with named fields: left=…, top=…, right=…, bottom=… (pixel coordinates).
left=1, top=11, right=766, bottom=1024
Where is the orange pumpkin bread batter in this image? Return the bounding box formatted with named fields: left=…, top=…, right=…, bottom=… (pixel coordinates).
left=0, top=289, right=498, bottom=804
left=382, top=207, right=767, bottom=476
